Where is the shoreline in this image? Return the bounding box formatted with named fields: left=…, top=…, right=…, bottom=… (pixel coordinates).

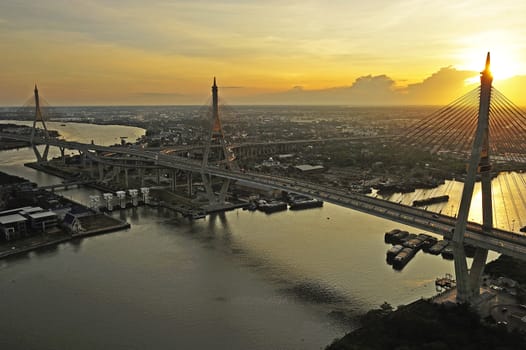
left=0, top=167, right=132, bottom=259
left=0, top=220, right=131, bottom=260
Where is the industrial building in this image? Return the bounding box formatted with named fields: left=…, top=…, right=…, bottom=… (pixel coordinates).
left=0, top=206, right=58, bottom=241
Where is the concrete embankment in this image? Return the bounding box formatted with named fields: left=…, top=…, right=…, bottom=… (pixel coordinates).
left=0, top=218, right=130, bottom=260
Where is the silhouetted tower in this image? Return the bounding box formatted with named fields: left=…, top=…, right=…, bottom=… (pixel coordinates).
left=452, top=53, right=493, bottom=303
left=30, top=84, right=50, bottom=162
left=201, top=78, right=238, bottom=205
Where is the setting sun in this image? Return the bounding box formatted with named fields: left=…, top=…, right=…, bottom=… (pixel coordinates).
left=461, top=51, right=522, bottom=84
left=455, top=30, right=526, bottom=84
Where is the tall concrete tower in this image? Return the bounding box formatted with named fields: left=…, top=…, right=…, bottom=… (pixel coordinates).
left=452, top=53, right=493, bottom=303
left=30, top=84, right=50, bottom=163
left=200, top=78, right=238, bottom=207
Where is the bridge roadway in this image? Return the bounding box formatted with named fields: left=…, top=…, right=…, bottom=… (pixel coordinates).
left=2, top=132, right=526, bottom=260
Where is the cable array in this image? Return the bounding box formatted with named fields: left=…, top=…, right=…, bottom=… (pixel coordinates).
left=395, top=86, right=526, bottom=231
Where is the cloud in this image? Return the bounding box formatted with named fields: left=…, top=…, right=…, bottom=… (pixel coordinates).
left=234, top=67, right=479, bottom=105
left=403, top=66, right=477, bottom=104
left=347, top=75, right=397, bottom=105
left=134, top=92, right=185, bottom=97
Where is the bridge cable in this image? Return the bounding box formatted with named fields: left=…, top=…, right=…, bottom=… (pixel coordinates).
left=497, top=175, right=512, bottom=230
left=510, top=172, right=526, bottom=228
left=502, top=173, right=522, bottom=231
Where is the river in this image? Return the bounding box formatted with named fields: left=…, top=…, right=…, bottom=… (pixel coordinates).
left=0, top=121, right=511, bottom=349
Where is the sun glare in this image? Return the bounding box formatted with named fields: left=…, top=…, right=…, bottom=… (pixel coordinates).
left=455, top=33, right=525, bottom=84
left=461, top=51, right=522, bottom=85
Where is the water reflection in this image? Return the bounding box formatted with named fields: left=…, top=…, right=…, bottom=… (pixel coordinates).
left=1, top=121, right=522, bottom=349
left=32, top=244, right=59, bottom=258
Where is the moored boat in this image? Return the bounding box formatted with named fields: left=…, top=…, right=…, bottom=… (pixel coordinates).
left=392, top=247, right=417, bottom=270
left=257, top=200, right=288, bottom=213
left=428, top=240, right=449, bottom=255
left=386, top=244, right=404, bottom=264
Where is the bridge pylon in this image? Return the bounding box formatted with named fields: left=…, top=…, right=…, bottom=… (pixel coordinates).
left=200, top=78, right=238, bottom=207
left=452, top=53, right=493, bottom=303
left=30, top=84, right=50, bottom=163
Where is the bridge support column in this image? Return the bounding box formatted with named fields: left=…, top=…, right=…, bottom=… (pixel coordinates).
left=156, top=168, right=161, bottom=184
left=138, top=168, right=145, bottom=187
left=80, top=151, right=87, bottom=168
left=30, top=85, right=50, bottom=164
left=60, top=147, right=66, bottom=164
left=187, top=172, right=193, bottom=197
left=468, top=247, right=489, bottom=296
left=171, top=170, right=177, bottom=192
left=113, top=166, right=120, bottom=183
left=33, top=144, right=50, bottom=163
left=89, top=159, right=94, bottom=178
left=98, top=163, right=104, bottom=181
left=453, top=53, right=493, bottom=303
left=124, top=168, right=129, bottom=189
left=198, top=78, right=238, bottom=208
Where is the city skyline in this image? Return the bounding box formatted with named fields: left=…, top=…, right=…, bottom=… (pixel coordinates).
left=1, top=0, right=526, bottom=106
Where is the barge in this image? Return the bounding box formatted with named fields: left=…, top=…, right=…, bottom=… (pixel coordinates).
left=386, top=244, right=404, bottom=264
left=384, top=229, right=409, bottom=244
left=289, top=197, right=323, bottom=210
left=392, top=247, right=417, bottom=270
left=412, top=195, right=449, bottom=207
left=257, top=200, right=288, bottom=214
left=428, top=240, right=449, bottom=255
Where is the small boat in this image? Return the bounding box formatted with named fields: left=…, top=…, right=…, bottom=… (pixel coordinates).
left=384, top=229, right=409, bottom=244
left=441, top=246, right=454, bottom=260
left=257, top=200, right=287, bottom=214
left=187, top=210, right=206, bottom=220
left=386, top=245, right=404, bottom=264
left=428, top=240, right=449, bottom=255
left=392, top=247, right=417, bottom=270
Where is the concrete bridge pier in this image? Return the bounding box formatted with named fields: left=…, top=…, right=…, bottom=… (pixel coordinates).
left=98, top=163, right=104, bottom=181
left=77, top=150, right=87, bottom=167
left=88, top=158, right=94, bottom=178
left=187, top=171, right=193, bottom=197
left=453, top=53, right=493, bottom=304
left=124, top=168, right=129, bottom=189
left=33, top=144, right=50, bottom=163
left=113, top=166, right=120, bottom=183
left=138, top=168, right=145, bottom=187
left=59, top=147, right=66, bottom=164
left=171, top=170, right=177, bottom=192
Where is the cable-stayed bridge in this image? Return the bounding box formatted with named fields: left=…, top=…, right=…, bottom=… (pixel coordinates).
left=1, top=130, right=526, bottom=258
left=2, top=54, right=526, bottom=302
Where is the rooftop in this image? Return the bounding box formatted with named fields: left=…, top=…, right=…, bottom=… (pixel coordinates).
left=0, top=214, right=27, bottom=225
left=28, top=211, right=58, bottom=219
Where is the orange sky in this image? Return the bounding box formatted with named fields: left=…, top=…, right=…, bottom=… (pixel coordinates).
left=1, top=1, right=526, bottom=106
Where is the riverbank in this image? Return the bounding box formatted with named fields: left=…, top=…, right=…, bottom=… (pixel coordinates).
left=0, top=218, right=130, bottom=260
left=326, top=299, right=525, bottom=349
left=0, top=171, right=130, bottom=259
left=328, top=255, right=526, bottom=349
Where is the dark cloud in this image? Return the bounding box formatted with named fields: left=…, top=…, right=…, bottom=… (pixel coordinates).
left=236, top=67, right=478, bottom=105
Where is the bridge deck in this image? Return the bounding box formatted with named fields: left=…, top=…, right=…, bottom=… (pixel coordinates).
left=2, top=131, right=526, bottom=260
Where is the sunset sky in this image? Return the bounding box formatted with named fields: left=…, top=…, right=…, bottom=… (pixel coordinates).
left=1, top=0, right=526, bottom=106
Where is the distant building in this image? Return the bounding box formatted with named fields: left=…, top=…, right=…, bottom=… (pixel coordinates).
left=293, top=164, right=325, bottom=174
left=27, top=211, right=58, bottom=232
left=0, top=206, right=59, bottom=239
left=277, top=154, right=295, bottom=160
left=0, top=214, right=27, bottom=241
left=234, top=180, right=282, bottom=199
